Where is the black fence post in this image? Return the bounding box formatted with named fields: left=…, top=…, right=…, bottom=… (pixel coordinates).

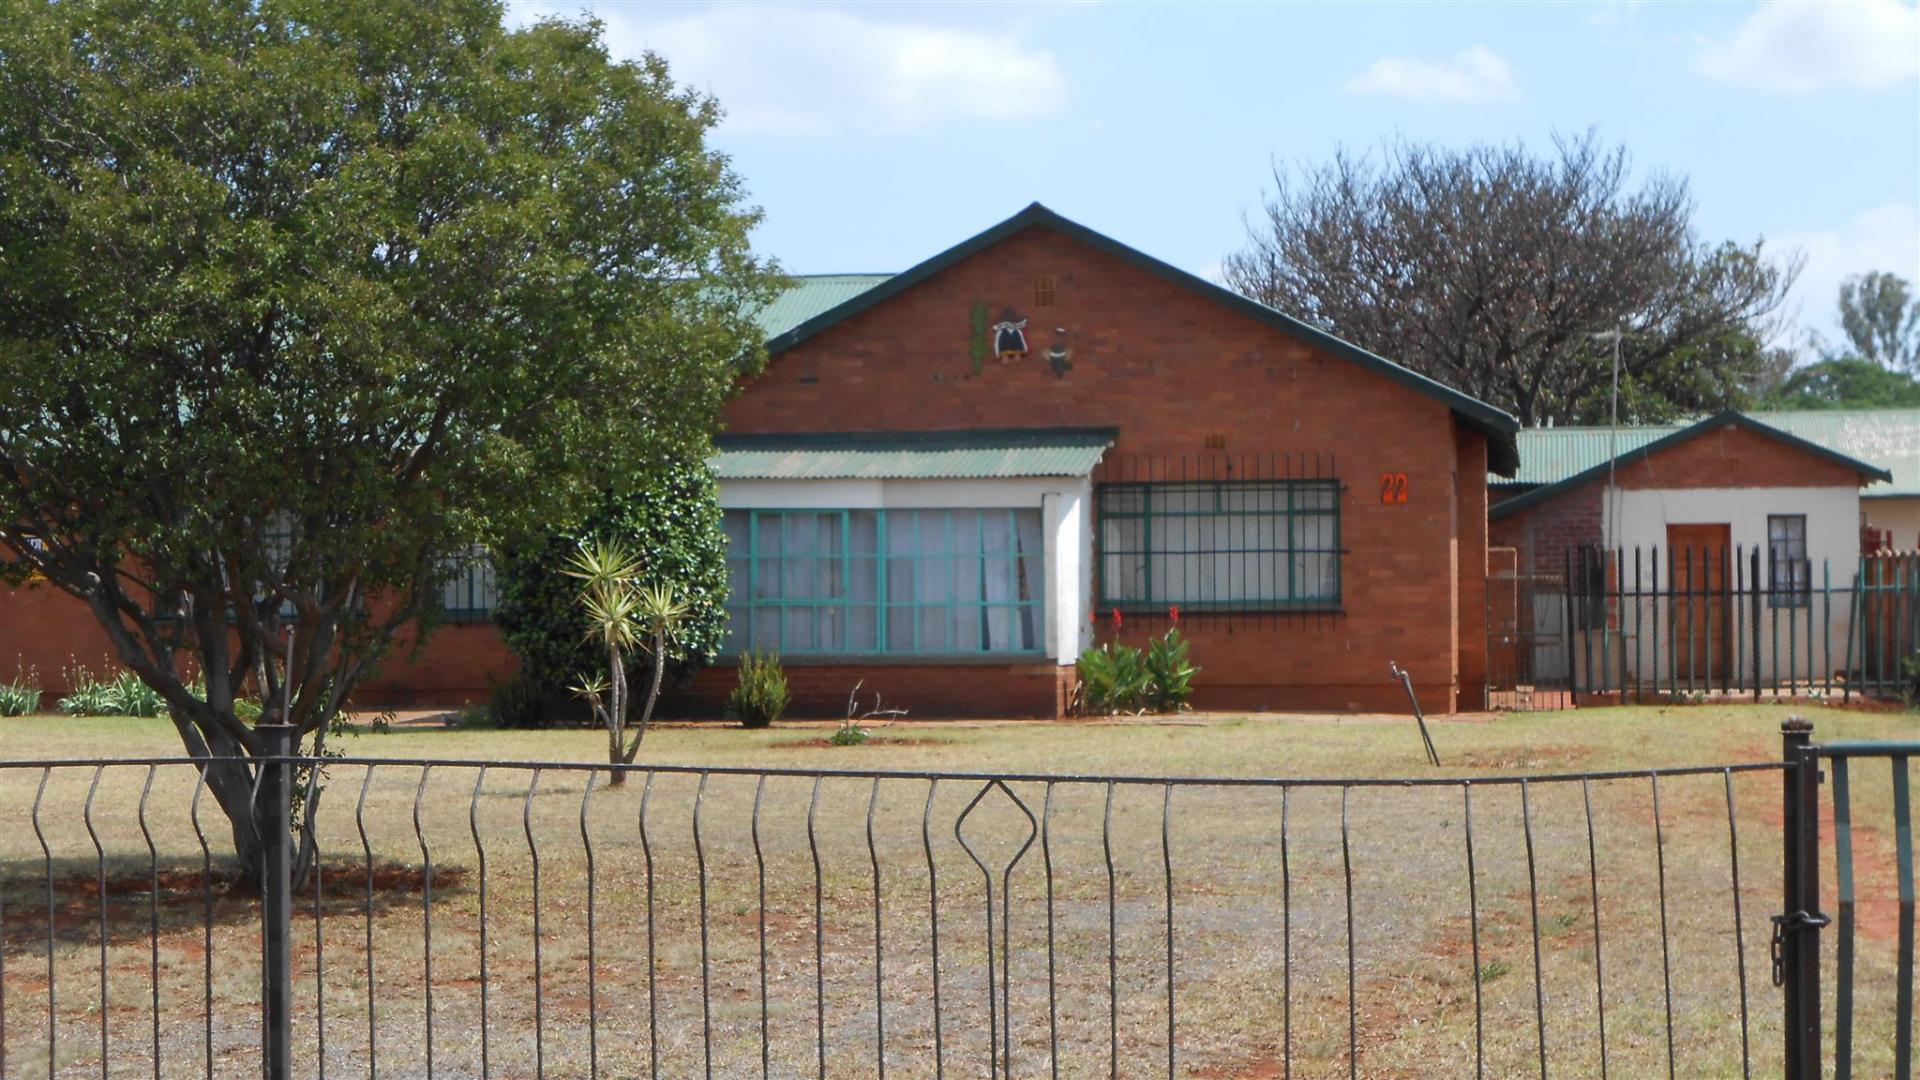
left=259, top=721, right=296, bottom=1080
left=1777, top=715, right=1825, bottom=1080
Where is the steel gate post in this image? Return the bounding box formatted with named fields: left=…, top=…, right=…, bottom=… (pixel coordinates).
left=1776, top=716, right=1826, bottom=1080
left=259, top=721, right=297, bottom=1080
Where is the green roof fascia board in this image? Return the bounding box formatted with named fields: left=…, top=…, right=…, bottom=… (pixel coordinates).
left=759, top=203, right=1521, bottom=476
left=712, top=426, right=1118, bottom=480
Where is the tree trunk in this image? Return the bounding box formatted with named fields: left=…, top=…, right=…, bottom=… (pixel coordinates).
left=605, top=641, right=629, bottom=788
left=177, top=714, right=317, bottom=890
left=620, top=629, right=668, bottom=768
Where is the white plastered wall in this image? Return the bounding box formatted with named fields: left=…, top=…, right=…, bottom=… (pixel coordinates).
left=717, top=477, right=1094, bottom=663
left=1600, top=485, right=1862, bottom=683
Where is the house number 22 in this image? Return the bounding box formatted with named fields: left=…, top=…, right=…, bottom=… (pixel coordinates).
left=1379, top=472, right=1409, bottom=504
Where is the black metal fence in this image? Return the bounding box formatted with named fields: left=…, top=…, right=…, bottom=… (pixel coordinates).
left=1489, top=547, right=1920, bottom=709
left=0, top=724, right=1913, bottom=1078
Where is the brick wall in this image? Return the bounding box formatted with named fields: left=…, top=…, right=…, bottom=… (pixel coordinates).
left=1618, top=424, right=1862, bottom=490
left=718, top=222, right=1493, bottom=716
left=0, top=580, right=125, bottom=693
left=668, top=660, right=1073, bottom=719
left=1491, top=484, right=1603, bottom=580
left=0, top=575, right=516, bottom=705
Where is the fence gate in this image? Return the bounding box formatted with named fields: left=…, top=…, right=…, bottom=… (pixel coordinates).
left=1486, top=552, right=1571, bottom=711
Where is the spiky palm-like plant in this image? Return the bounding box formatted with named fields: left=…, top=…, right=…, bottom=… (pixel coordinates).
left=567, top=537, right=690, bottom=784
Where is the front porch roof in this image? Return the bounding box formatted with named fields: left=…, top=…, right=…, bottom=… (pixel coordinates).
left=711, top=427, right=1117, bottom=480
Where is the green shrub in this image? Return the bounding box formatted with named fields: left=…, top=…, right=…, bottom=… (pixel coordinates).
left=829, top=722, right=868, bottom=746
left=1075, top=641, right=1152, bottom=715
left=1144, top=629, right=1200, bottom=713
left=488, top=672, right=550, bottom=729
left=0, top=666, right=40, bottom=716
left=727, top=650, right=789, bottom=729
left=493, top=452, right=728, bottom=694
left=110, top=672, right=166, bottom=716
left=1077, top=628, right=1200, bottom=715
left=57, top=666, right=164, bottom=717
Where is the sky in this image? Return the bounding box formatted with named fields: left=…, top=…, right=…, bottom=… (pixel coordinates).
left=506, top=0, right=1920, bottom=353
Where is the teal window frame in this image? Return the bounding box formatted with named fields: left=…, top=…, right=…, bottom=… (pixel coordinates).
left=437, top=548, right=498, bottom=622
left=722, top=507, right=1046, bottom=657
left=1095, top=479, right=1343, bottom=612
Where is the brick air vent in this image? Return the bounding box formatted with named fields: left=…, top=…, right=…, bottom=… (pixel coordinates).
left=1032, top=274, right=1057, bottom=307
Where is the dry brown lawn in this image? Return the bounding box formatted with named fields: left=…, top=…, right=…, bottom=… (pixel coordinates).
left=1, top=703, right=1913, bottom=1078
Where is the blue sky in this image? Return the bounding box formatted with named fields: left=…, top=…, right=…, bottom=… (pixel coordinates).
left=508, top=0, right=1920, bottom=351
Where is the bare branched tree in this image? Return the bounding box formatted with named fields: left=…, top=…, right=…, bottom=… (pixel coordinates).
left=1224, top=132, right=1801, bottom=426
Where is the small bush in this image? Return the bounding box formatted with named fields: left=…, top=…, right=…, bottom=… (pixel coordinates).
left=488, top=673, right=550, bottom=729
left=1076, top=642, right=1152, bottom=715
left=829, top=722, right=868, bottom=747
left=728, top=650, right=789, bottom=729
left=1143, top=629, right=1200, bottom=713
left=58, top=666, right=165, bottom=717
left=1077, top=628, right=1200, bottom=716
left=0, top=666, right=41, bottom=716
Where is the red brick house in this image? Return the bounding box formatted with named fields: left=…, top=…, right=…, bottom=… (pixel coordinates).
left=0, top=204, right=1522, bottom=717
left=678, top=204, right=1518, bottom=716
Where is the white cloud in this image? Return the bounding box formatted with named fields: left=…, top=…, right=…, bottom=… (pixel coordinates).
left=1774, top=202, right=1920, bottom=347
left=1344, top=46, right=1521, bottom=103
left=511, top=3, right=1067, bottom=136
left=1698, top=0, right=1919, bottom=92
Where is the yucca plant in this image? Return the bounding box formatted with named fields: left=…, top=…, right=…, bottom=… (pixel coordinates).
left=567, top=536, right=690, bottom=784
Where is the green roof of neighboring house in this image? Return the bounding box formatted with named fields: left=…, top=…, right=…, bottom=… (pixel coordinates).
left=1490, top=410, right=1899, bottom=520
left=712, top=427, right=1117, bottom=480
left=1494, top=408, right=1919, bottom=499
left=749, top=203, right=1522, bottom=476
left=750, top=274, right=891, bottom=339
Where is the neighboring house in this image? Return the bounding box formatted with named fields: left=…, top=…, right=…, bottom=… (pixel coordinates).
left=1487, top=411, right=1893, bottom=690
left=1492, top=408, right=1920, bottom=551
left=671, top=203, right=1520, bottom=717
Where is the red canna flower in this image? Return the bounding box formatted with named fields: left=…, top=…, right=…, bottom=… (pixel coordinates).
left=1110, top=607, right=1123, bottom=630
left=1168, top=604, right=1180, bottom=624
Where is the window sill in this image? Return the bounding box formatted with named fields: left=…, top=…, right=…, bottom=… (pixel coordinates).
left=712, top=652, right=1058, bottom=667
left=1097, top=604, right=1345, bottom=617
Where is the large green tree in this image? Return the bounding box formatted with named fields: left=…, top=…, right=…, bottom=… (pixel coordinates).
left=1832, top=271, right=1920, bottom=373
left=1764, top=358, right=1920, bottom=409
left=0, top=0, right=777, bottom=869
left=1223, top=133, right=1800, bottom=426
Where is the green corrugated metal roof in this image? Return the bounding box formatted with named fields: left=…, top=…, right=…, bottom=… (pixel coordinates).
left=1494, top=408, right=1918, bottom=497
left=712, top=428, right=1115, bottom=480
left=750, top=274, right=891, bottom=339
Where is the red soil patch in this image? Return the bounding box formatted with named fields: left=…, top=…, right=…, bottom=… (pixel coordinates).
left=1451, top=745, right=1595, bottom=771
left=1192, top=1053, right=1283, bottom=1078
left=1757, top=797, right=1901, bottom=942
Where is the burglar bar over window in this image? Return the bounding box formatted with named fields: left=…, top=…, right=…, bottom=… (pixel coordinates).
left=1096, top=479, right=1341, bottom=611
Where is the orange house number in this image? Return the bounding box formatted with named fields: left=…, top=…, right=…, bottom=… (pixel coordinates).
left=1379, top=472, right=1409, bottom=504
